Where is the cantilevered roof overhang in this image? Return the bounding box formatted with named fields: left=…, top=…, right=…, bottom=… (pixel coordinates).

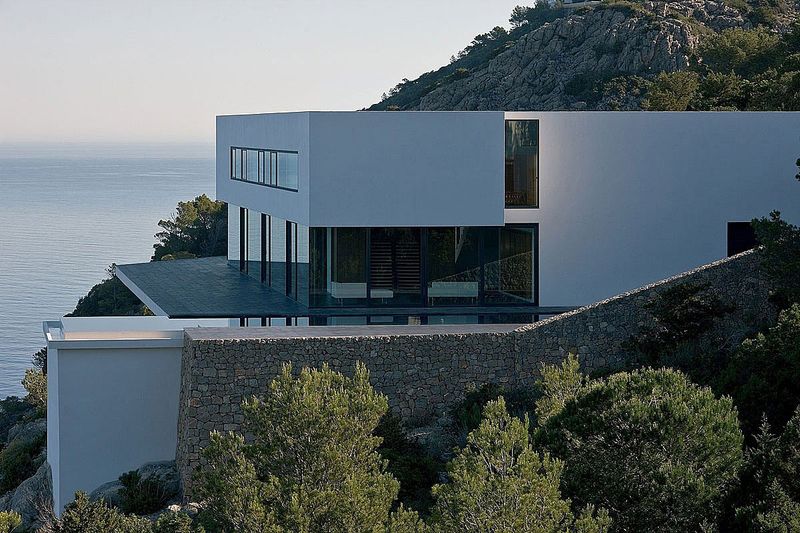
left=116, top=256, right=308, bottom=318
left=117, top=256, right=575, bottom=319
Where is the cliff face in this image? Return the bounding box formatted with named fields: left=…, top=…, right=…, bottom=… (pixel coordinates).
left=417, top=1, right=749, bottom=111
left=372, top=0, right=760, bottom=111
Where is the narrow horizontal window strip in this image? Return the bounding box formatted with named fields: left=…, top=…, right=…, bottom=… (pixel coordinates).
left=230, top=146, right=299, bottom=192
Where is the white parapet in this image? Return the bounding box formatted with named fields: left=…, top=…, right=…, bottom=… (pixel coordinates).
left=43, top=316, right=227, bottom=515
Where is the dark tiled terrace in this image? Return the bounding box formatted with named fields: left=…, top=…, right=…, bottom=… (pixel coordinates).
left=117, top=256, right=307, bottom=318
left=117, top=256, right=574, bottom=319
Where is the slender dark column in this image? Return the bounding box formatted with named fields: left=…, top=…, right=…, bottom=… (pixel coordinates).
left=239, top=207, right=246, bottom=272
left=260, top=214, right=267, bottom=283
left=285, top=220, right=293, bottom=297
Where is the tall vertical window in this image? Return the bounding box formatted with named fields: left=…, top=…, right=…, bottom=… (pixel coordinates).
left=427, top=227, right=480, bottom=305
left=309, top=228, right=368, bottom=307
left=505, top=120, right=539, bottom=208
left=483, top=226, right=537, bottom=304
left=247, top=209, right=262, bottom=278
left=370, top=228, right=422, bottom=306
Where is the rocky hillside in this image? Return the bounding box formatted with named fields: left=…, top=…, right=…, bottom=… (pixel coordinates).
left=370, top=0, right=799, bottom=111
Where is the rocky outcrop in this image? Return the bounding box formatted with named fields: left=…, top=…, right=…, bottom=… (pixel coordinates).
left=89, top=460, right=180, bottom=509
left=0, top=459, right=50, bottom=531
left=6, top=418, right=46, bottom=445
left=0, top=416, right=49, bottom=530
left=402, top=0, right=755, bottom=111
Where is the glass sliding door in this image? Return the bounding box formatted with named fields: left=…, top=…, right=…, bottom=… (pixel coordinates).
left=427, top=227, right=480, bottom=306
left=309, top=228, right=368, bottom=307
left=370, top=228, right=422, bottom=306
left=483, top=226, right=537, bottom=304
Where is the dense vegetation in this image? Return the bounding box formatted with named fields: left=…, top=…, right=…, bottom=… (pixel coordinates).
left=68, top=194, right=226, bottom=317
left=642, top=24, right=800, bottom=110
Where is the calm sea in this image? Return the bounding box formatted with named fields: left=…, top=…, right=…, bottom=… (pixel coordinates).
left=0, top=143, right=215, bottom=397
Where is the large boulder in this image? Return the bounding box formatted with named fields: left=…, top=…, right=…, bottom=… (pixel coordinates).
left=0, top=459, right=51, bottom=531
left=6, top=418, right=46, bottom=445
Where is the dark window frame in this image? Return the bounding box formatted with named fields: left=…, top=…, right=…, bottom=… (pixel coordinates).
left=504, top=120, right=540, bottom=209
left=230, top=146, right=299, bottom=192
left=308, top=224, right=539, bottom=310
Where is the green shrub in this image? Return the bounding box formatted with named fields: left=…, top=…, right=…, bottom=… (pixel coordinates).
left=431, top=397, right=611, bottom=532
left=450, top=383, right=539, bottom=437
left=625, top=282, right=735, bottom=383
left=727, top=409, right=800, bottom=530
left=0, top=433, right=45, bottom=494
left=535, top=353, right=588, bottom=424
left=0, top=511, right=21, bottom=533
left=716, top=304, right=800, bottom=438
left=153, top=511, right=203, bottom=533
left=196, top=362, right=422, bottom=532
left=21, top=368, right=46, bottom=415
left=0, top=398, right=35, bottom=443
left=699, top=27, right=780, bottom=78
left=50, top=491, right=152, bottom=533
left=119, top=469, right=171, bottom=515
left=536, top=367, right=744, bottom=531
left=642, top=71, right=700, bottom=110
left=376, top=412, right=442, bottom=515
left=752, top=211, right=800, bottom=307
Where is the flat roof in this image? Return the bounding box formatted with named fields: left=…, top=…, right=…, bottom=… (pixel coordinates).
left=116, top=256, right=573, bottom=319
left=117, top=256, right=308, bottom=318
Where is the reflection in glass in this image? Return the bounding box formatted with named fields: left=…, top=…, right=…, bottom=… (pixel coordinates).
left=370, top=228, right=422, bottom=306
left=484, top=226, right=536, bottom=304
left=278, top=152, right=299, bottom=190
left=427, top=227, right=480, bottom=305
left=246, top=209, right=261, bottom=281
left=505, top=120, right=539, bottom=207
left=246, top=150, right=258, bottom=182
left=227, top=204, right=240, bottom=263
left=309, top=228, right=368, bottom=307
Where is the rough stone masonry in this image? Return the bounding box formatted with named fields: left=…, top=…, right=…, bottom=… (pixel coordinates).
left=176, top=250, right=772, bottom=497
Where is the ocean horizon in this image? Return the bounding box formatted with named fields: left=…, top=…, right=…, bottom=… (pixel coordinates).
left=0, top=143, right=215, bottom=397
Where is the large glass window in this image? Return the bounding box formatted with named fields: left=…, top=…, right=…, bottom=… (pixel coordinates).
left=227, top=203, right=240, bottom=264
left=370, top=228, right=422, bottom=306
left=246, top=209, right=262, bottom=280
left=309, top=228, right=368, bottom=307
left=270, top=215, right=287, bottom=293
left=427, top=227, right=481, bottom=306
left=505, top=120, right=539, bottom=208
left=483, top=226, right=537, bottom=304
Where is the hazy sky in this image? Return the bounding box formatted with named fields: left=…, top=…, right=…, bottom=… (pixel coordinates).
left=0, top=0, right=523, bottom=143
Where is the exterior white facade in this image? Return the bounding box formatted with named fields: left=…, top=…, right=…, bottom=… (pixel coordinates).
left=219, top=111, right=800, bottom=308
left=44, top=317, right=226, bottom=514
left=217, top=111, right=506, bottom=228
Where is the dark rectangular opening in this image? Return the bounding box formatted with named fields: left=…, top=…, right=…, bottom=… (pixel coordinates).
left=727, top=222, right=758, bottom=257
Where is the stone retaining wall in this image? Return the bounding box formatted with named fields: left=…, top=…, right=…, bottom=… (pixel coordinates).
left=176, top=250, right=772, bottom=497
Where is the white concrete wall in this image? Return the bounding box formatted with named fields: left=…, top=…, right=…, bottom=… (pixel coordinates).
left=505, top=111, right=800, bottom=307
left=218, top=110, right=800, bottom=308
left=45, top=317, right=227, bottom=514
left=216, top=112, right=312, bottom=225
left=307, top=111, right=505, bottom=227
left=216, top=111, right=506, bottom=228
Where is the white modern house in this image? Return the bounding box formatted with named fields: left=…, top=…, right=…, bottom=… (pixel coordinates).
left=115, top=111, right=800, bottom=325
left=46, top=110, right=800, bottom=513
